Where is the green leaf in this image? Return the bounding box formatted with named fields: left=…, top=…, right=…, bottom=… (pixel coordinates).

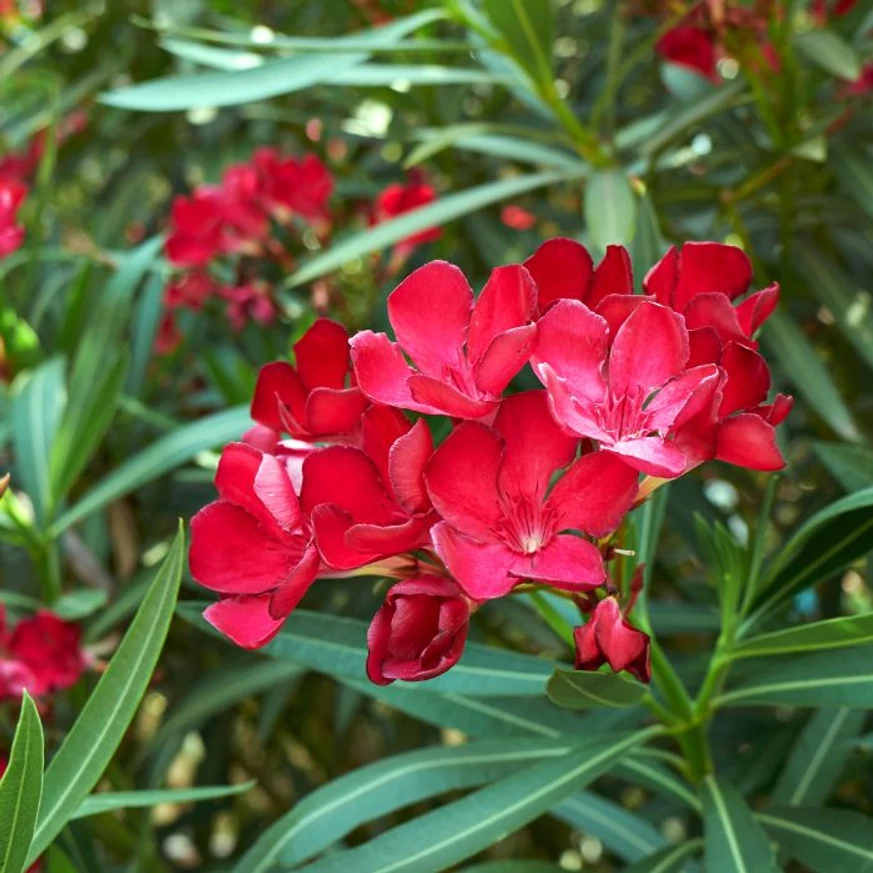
left=0, top=694, right=44, bottom=873
left=233, top=738, right=580, bottom=873
left=283, top=169, right=583, bottom=289
left=553, top=791, right=667, bottom=862
left=101, top=10, right=446, bottom=111
left=547, top=669, right=648, bottom=709
left=814, top=442, right=873, bottom=491
left=794, top=248, right=873, bottom=374
left=702, top=776, right=779, bottom=873
left=10, top=358, right=66, bottom=525
left=751, top=486, right=873, bottom=623
left=483, top=0, right=554, bottom=83
left=619, top=840, right=703, bottom=873
left=771, top=708, right=866, bottom=806
left=631, top=193, right=667, bottom=289
left=832, top=145, right=873, bottom=221
left=44, top=846, right=78, bottom=873
left=460, top=864, right=563, bottom=873
left=584, top=170, right=636, bottom=251
left=758, top=807, right=873, bottom=873
left=717, top=644, right=873, bottom=708
left=795, top=30, right=861, bottom=81
left=733, top=613, right=873, bottom=659
left=295, top=728, right=656, bottom=873
left=73, top=781, right=254, bottom=819
left=49, top=406, right=251, bottom=536
left=52, top=589, right=108, bottom=622
left=179, top=605, right=554, bottom=696
left=127, top=272, right=166, bottom=397
left=27, top=526, right=185, bottom=862
left=762, top=310, right=859, bottom=442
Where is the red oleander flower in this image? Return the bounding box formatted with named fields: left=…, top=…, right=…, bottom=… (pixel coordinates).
left=574, top=597, right=651, bottom=683
left=0, top=607, right=86, bottom=700
left=523, top=238, right=633, bottom=314
left=644, top=242, right=791, bottom=470
left=0, top=177, right=27, bottom=258
left=841, top=64, right=873, bottom=98
left=300, top=405, right=436, bottom=569
left=251, top=318, right=368, bottom=442
left=189, top=443, right=321, bottom=649
left=811, top=0, right=857, bottom=22
left=366, top=576, right=471, bottom=685
left=372, top=175, right=441, bottom=257
left=656, top=25, right=719, bottom=82
left=351, top=262, right=537, bottom=420
left=165, top=189, right=227, bottom=267
left=163, top=272, right=216, bottom=311
left=220, top=163, right=270, bottom=248
left=501, top=204, right=537, bottom=231
left=154, top=313, right=182, bottom=356
left=222, top=283, right=277, bottom=332
left=533, top=297, right=722, bottom=477
left=253, top=148, right=333, bottom=224
left=424, top=391, right=639, bottom=600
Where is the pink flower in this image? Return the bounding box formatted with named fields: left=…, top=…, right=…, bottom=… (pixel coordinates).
left=656, top=25, right=719, bottom=82
left=351, top=261, right=537, bottom=420
left=251, top=318, right=368, bottom=442
left=366, top=576, right=470, bottom=685
left=574, top=597, right=650, bottom=683
left=643, top=242, right=791, bottom=471
left=424, top=391, right=639, bottom=601
left=165, top=189, right=227, bottom=267
left=372, top=176, right=441, bottom=257
left=221, top=283, right=277, bottom=332
left=533, top=297, right=721, bottom=477
left=523, top=238, right=633, bottom=315
left=0, top=177, right=27, bottom=259
left=254, top=149, right=333, bottom=223
left=189, top=443, right=321, bottom=649
left=300, top=405, right=436, bottom=570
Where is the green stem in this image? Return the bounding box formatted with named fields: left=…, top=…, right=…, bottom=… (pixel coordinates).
left=32, top=540, right=63, bottom=604
left=590, top=0, right=626, bottom=139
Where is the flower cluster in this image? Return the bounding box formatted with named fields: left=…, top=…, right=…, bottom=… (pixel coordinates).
left=0, top=607, right=86, bottom=703
left=190, top=240, right=790, bottom=686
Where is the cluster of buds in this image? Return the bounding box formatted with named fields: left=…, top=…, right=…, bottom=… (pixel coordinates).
left=189, top=240, right=791, bottom=686
left=159, top=150, right=441, bottom=354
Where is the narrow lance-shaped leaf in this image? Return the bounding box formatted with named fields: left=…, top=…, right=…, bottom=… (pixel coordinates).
left=585, top=170, right=636, bottom=251
left=732, top=613, right=873, bottom=659
left=0, top=694, right=44, bottom=873
left=795, top=29, right=861, bottom=81
left=813, top=441, right=873, bottom=492
left=483, top=0, right=554, bottom=83
left=547, top=668, right=648, bottom=709
left=618, top=840, right=703, bottom=873
left=27, top=525, right=185, bottom=862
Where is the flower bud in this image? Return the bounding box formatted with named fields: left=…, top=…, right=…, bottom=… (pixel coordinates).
left=573, top=597, right=651, bottom=683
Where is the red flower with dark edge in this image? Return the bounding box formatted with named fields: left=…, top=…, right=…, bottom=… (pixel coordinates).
left=523, top=238, right=633, bottom=315
left=366, top=576, right=470, bottom=685
left=189, top=443, right=321, bottom=649
left=425, top=391, right=639, bottom=601
left=251, top=318, right=368, bottom=442
left=372, top=175, right=441, bottom=257
left=254, top=149, right=333, bottom=224
left=301, top=405, right=436, bottom=570
left=656, top=25, right=719, bottom=82
left=644, top=242, right=791, bottom=471
left=574, top=597, right=651, bottom=683
left=0, top=177, right=27, bottom=258
left=533, top=298, right=722, bottom=477
left=351, top=262, right=537, bottom=420
left=165, top=189, right=227, bottom=267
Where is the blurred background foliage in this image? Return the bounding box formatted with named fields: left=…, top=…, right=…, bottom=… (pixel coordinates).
left=2, top=0, right=873, bottom=870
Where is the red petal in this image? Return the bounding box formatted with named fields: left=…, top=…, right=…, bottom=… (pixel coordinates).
left=408, top=374, right=497, bottom=419
left=523, top=237, right=594, bottom=311
left=362, top=405, right=412, bottom=487
left=607, top=438, right=689, bottom=478
left=595, top=294, right=648, bottom=337
left=719, top=343, right=770, bottom=416
left=388, top=261, right=472, bottom=376
left=204, top=595, right=285, bottom=649
left=350, top=331, right=429, bottom=413
left=215, top=443, right=287, bottom=536
left=532, top=299, right=608, bottom=400
left=251, top=361, right=307, bottom=433
left=514, top=534, right=605, bottom=591
left=310, top=504, right=363, bottom=569
left=687, top=326, right=723, bottom=368
left=430, top=522, right=519, bottom=600
left=548, top=452, right=639, bottom=538
left=494, top=391, right=578, bottom=503
left=537, top=364, right=608, bottom=441
left=608, top=300, right=688, bottom=396
left=424, top=423, right=504, bottom=542
left=189, top=502, right=304, bottom=594
left=683, top=292, right=748, bottom=346
left=467, top=264, right=536, bottom=366
left=300, top=446, right=394, bottom=523
left=717, top=415, right=785, bottom=471
left=474, top=324, right=537, bottom=396
left=736, top=282, right=779, bottom=336
left=344, top=515, right=434, bottom=558
left=269, top=543, right=321, bottom=618
left=588, top=245, right=633, bottom=307
left=644, top=364, right=723, bottom=432
left=293, top=318, right=351, bottom=390
left=673, top=242, right=753, bottom=311
left=389, top=419, right=433, bottom=514
left=764, top=393, right=793, bottom=426
left=642, top=246, right=678, bottom=305
left=305, top=387, right=369, bottom=437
